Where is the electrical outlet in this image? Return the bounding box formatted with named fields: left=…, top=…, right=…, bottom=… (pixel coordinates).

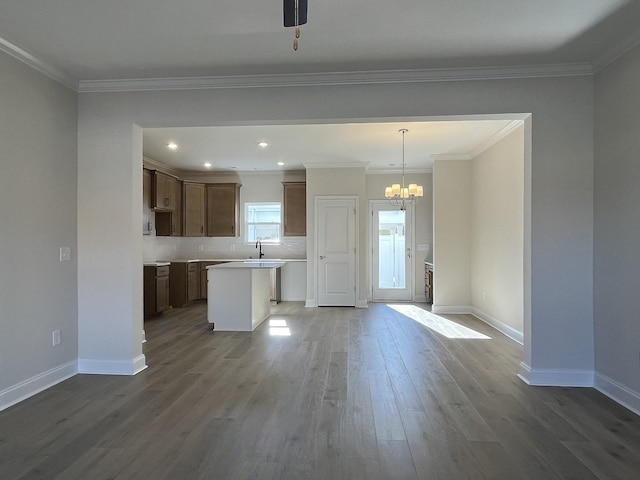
left=482, top=291, right=486, bottom=301
left=198, top=244, right=204, bottom=252
left=52, top=329, right=61, bottom=346
left=230, top=244, right=236, bottom=251
left=59, top=247, right=71, bottom=262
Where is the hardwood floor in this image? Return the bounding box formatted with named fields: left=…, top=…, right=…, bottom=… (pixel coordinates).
left=1, top=302, right=639, bottom=479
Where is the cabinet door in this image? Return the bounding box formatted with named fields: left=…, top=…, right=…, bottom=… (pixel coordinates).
left=184, top=183, right=206, bottom=236
left=156, top=275, right=170, bottom=312
left=152, top=171, right=172, bottom=210
left=206, top=184, right=240, bottom=237
left=143, top=169, right=152, bottom=235
left=283, top=182, right=306, bottom=236
left=187, top=270, right=198, bottom=302
left=171, top=180, right=182, bottom=235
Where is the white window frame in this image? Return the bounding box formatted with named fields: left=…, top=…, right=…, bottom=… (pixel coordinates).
left=245, top=202, right=282, bottom=244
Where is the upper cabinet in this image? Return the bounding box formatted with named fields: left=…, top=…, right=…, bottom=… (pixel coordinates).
left=151, top=170, right=179, bottom=211
left=184, top=182, right=206, bottom=237
left=206, top=183, right=241, bottom=237
left=283, top=182, right=306, bottom=236
left=143, top=169, right=152, bottom=235
left=155, top=180, right=182, bottom=236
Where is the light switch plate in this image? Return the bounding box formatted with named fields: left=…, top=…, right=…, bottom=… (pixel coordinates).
left=59, top=247, right=71, bottom=262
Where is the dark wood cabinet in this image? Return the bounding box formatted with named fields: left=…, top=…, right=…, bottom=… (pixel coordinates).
left=151, top=171, right=179, bottom=211
left=425, top=262, right=434, bottom=303
left=170, top=262, right=199, bottom=308
left=155, top=179, right=182, bottom=236
left=283, top=182, right=306, bottom=236
left=184, top=182, right=206, bottom=236
left=206, top=183, right=241, bottom=237
left=144, top=265, right=170, bottom=318
left=143, top=169, right=152, bottom=235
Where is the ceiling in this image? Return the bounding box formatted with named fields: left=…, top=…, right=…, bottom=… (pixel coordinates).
left=143, top=120, right=519, bottom=173
left=1, top=0, right=639, bottom=81
left=2, top=0, right=638, bottom=173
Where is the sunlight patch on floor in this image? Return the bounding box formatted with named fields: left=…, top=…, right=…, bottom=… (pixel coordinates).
left=269, top=318, right=291, bottom=336
left=387, top=304, right=491, bottom=339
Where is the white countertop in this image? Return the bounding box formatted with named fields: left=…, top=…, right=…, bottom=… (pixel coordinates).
left=143, top=261, right=171, bottom=267
left=207, top=261, right=286, bottom=269
left=168, top=258, right=306, bottom=263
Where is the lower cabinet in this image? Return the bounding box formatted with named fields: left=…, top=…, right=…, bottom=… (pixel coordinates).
left=170, top=262, right=199, bottom=308
left=144, top=265, right=170, bottom=318
left=198, top=261, right=226, bottom=299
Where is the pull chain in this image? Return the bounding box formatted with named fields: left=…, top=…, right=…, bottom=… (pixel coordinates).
left=293, top=0, right=301, bottom=51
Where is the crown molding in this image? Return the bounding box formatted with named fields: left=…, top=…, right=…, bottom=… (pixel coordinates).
left=366, top=167, right=432, bottom=175
left=0, top=36, right=77, bottom=91
left=469, top=120, right=524, bottom=158
left=303, top=161, right=369, bottom=169
left=431, top=154, right=473, bottom=162
left=592, top=28, right=640, bottom=73
left=77, top=63, right=594, bottom=93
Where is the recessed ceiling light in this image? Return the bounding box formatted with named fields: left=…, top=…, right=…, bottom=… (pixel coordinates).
left=167, top=142, right=178, bottom=150
left=204, top=162, right=212, bottom=168
left=277, top=161, right=285, bottom=166
left=258, top=141, right=269, bottom=148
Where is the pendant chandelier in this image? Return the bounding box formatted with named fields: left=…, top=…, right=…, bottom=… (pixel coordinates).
left=384, top=129, right=423, bottom=210
left=283, top=0, right=308, bottom=51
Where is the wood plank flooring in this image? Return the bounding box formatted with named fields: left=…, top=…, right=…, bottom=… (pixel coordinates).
left=1, top=302, right=640, bottom=479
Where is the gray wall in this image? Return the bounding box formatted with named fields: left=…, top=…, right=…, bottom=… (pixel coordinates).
left=594, top=43, right=640, bottom=406
left=0, top=51, right=78, bottom=407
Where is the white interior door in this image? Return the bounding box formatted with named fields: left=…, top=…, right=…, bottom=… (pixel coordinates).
left=317, top=197, right=357, bottom=306
left=371, top=202, right=413, bottom=301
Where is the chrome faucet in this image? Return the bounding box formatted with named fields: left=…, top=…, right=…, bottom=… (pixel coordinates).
left=256, top=239, right=264, bottom=258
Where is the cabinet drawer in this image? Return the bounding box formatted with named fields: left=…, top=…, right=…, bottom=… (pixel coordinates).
left=187, top=263, right=198, bottom=272
left=156, top=266, right=170, bottom=277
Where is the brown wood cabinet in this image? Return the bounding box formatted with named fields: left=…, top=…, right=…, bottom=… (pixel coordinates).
left=155, top=180, right=182, bottom=236
left=143, top=169, right=152, bottom=235
left=206, top=183, right=241, bottom=237
left=170, top=262, right=199, bottom=308
left=425, top=262, right=434, bottom=303
left=151, top=170, right=179, bottom=211
left=144, top=265, right=170, bottom=318
left=283, top=182, right=306, bottom=236
left=183, top=182, right=206, bottom=236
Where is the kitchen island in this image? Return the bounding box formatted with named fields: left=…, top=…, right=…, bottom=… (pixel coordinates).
left=207, top=261, right=285, bottom=331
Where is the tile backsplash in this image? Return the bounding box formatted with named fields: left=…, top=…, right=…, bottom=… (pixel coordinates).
left=143, top=235, right=306, bottom=262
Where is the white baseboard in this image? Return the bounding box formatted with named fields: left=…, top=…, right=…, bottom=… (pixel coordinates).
left=471, top=307, right=523, bottom=344
left=412, top=294, right=428, bottom=303
left=356, top=299, right=369, bottom=308
left=0, top=360, right=77, bottom=412
left=594, top=372, right=640, bottom=416
left=432, top=304, right=472, bottom=315
left=77, top=354, right=147, bottom=375
left=517, top=362, right=594, bottom=387
left=305, top=299, right=317, bottom=308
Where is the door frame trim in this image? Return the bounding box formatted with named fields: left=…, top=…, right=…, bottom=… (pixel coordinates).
left=313, top=195, right=360, bottom=307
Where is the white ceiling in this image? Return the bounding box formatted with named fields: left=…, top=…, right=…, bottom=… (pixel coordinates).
left=1, top=0, right=639, bottom=81
left=142, top=120, right=519, bottom=173
left=2, top=0, right=638, bottom=173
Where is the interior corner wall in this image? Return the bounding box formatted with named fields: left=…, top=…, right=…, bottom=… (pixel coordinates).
left=470, top=127, right=525, bottom=341
left=432, top=160, right=472, bottom=311
left=0, top=51, right=78, bottom=409
left=594, top=42, right=640, bottom=409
